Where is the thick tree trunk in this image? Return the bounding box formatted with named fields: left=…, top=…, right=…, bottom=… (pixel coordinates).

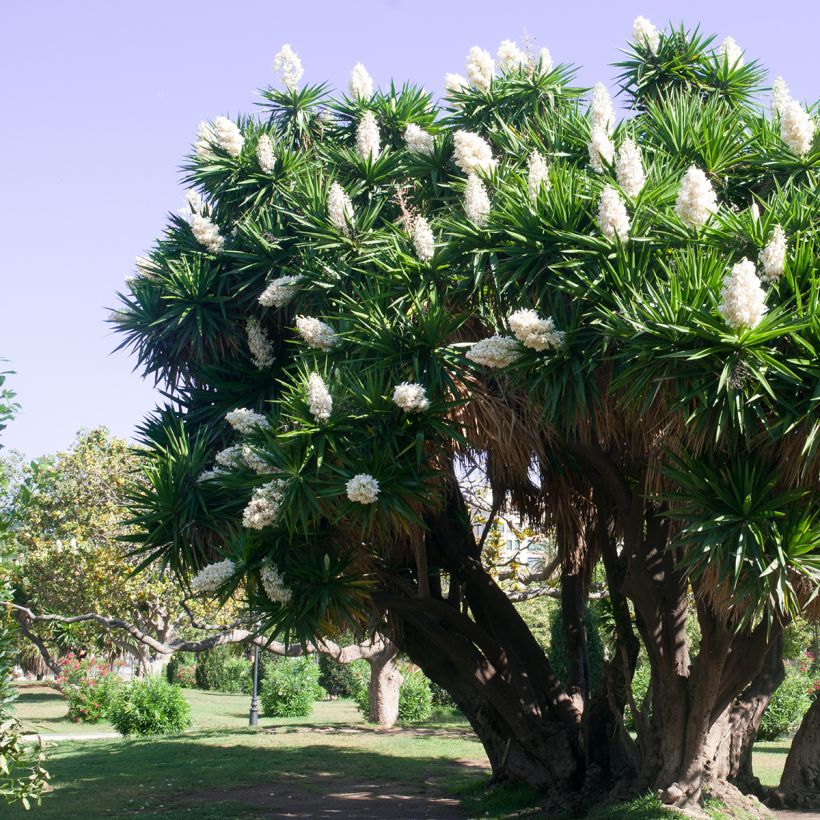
left=365, top=638, right=403, bottom=728
left=772, top=696, right=820, bottom=810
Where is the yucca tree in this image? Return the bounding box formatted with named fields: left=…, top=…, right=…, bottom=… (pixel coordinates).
left=114, top=21, right=819, bottom=814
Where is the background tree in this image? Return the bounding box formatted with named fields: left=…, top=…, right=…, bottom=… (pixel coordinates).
left=114, top=20, right=819, bottom=816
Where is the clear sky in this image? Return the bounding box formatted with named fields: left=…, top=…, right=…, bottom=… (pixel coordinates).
left=0, top=0, right=817, bottom=459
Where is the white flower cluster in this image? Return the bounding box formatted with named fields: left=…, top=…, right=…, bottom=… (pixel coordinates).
left=242, top=445, right=269, bottom=474
left=632, top=16, right=660, bottom=52
left=453, top=130, right=496, bottom=175
left=718, top=36, right=744, bottom=67
left=259, top=275, right=302, bottom=308
left=135, top=255, right=159, bottom=279
left=226, top=408, right=270, bottom=434
left=616, top=138, right=645, bottom=198
left=467, top=335, right=521, bottom=368
left=191, top=559, right=236, bottom=594
left=780, top=100, right=816, bottom=157
left=588, top=128, right=614, bottom=173
left=195, top=121, right=216, bottom=158
left=497, top=40, right=528, bottom=72
left=215, top=444, right=243, bottom=469
left=246, top=317, right=275, bottom=369
left=355, top=111, right=381, bottom=160
left=256, top=134, right=275, bottom=173
left=346, top=473, right=380, bottom=504
left=413, top=216, right=435, bottom=262
left=328, top=182, right=355, bottom=234
left=589, top=83, right=615, bottom=133
left=243, top=479, right=287, bottom=529
left=719, top=258, right=767, bottom=330
left=404, top=123, right=435, bottom=154
left=466, top=46, right=494, bottom=91
left=464, top=174, right=491, bottom=226
left=527, top=150, right=550, bottom=203
left=179, top=189, right=205, bottom=223
left=273, top=44, right=304, bottom=90
left=771, top=76, right=791, bottom=116
left=307, top=372, right=333, bottom=422
left=537, top=48, right=553, bottom=74
left=295, top=315, right=338, bottom=351
left=759, top=226, right=787, bottom=282
left=197, top=467, right=225, bottom=483
left=260, top=563, right=292, bottom=604
left=190, top=213, right=225, bottom=254
left=349, top=63, right=374, bottom=100
left=509, top=309, right=565, bottom=352
left=445, top=73, right=469, bottom=92
left=597, top=185, right=631, bottom=241
left=213, top=116, right=245, bottom=157
left=392, top=382, right=430, bottom=413
left=675, top=166, right=718, bottom=228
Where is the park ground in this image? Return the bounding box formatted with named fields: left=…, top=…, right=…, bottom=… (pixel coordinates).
left=0, top=683, right=801, bottom=819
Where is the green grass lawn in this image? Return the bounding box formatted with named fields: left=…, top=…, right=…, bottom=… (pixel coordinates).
left=3, top=683, right=794, bottom=819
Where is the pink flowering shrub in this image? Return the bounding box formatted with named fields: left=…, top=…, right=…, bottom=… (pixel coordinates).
left=56, top=653, right=122, bottom=723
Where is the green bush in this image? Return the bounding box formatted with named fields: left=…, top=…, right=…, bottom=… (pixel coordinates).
left=548, top=605, right=605, bottom=693
left=108, top=676, right=192, bottom=736
left=65, top=672, right=122, bottom=724
left=260, top=657, right=324, bottom=717
left=429, top=680, right=457, bottom=709
left=195, top=646, right=250, bottom=693
left=318, top=653, right=357, bottom=698
left=350, top=661, right=433, bottom=723
left=166, top=652, right=195, bottom=686
left=758, top=663, right=813, bottom=741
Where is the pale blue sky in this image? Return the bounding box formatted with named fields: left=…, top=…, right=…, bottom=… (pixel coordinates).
left=0, top=0, right=817, bottom=458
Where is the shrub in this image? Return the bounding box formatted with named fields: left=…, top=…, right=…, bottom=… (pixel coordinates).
left=260, top=657, right=324, bottom=717
left=195, top=646, right=250, bottom=693
left=350, top=661, right=433, bottom=723
left=429, top=680, right=457, bottom=709
left=318, top=654, right=357, bottom=698
left=56, top=654, right=121, bottom=724
left=165, top=652, right=195, bottom=686
left=758, top=662, right=814, bottom=741
left=108, top=676, right=191, bottom=736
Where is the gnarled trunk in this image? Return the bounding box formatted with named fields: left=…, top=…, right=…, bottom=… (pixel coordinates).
left=772, top=696, right=820, bottom=810
left=365, top=638, right=403, bottom=728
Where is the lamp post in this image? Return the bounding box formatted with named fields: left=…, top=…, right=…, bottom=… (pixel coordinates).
left=249, top=644, right=259, bottom=726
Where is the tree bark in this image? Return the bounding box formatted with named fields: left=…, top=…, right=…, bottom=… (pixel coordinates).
left=365, top=638, right=403, bottom=728
left=772, top=696, right=820, bottom=810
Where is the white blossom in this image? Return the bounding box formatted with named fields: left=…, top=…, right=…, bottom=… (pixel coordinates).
left=771, top=76, right=792, bottom=116
left=719, top=258, right=767, bottom=330
left=453, top=130, right=496, bottom=176
left=195, top=121, right=216, bottom=158
left=392, top=382, right=430, bottom=413
left=588, top=127, right=614, bottom=173
left=527, top=150, right=550, bottom=203
left=355, top=111, right=381, bottom=160
left=273, top=44, right=304, bottom=90
left=295, top=315, right=338, bottom=351
left=197, top=467, right=225, bottom=483
left=349, top=63, right=374, bottom=100
left=750, top=202, right=761, bottom=222
left=632, top=16, right=660, bottom=53
left=597, top=185, right=631, bottom=241
left=412, top=216, right=435, bottom=262
left=190, top=213, right=225, bottom=253
left=260, top=563, right=292, bottom=604
left=780, top=100, right=815, bottom=157
left=346, top=473, right=380, bottom=504
left=242, top=445, right=269, bottom=474
left=589, top=82, right=615, bottom=134
left=212, top=116, right=244, bottom=157
left=445, top=73, right=469, bottom=92
left=226, top=408, right=270, bottom=434
left=404, top=123, right=435, bottom=154
left=135, top=255, right=159, bottom=279
left=464, top=174, right=491, bottom=226
left=191, top=559, right=236, bottom=594
left=537, top=48, right=553, bottom=74
left=243, top=479, right=287, bottom=529
left=616, top=138, right=645, bottom=198
left=307, top=372, right=332, bottom=422
left=509, top=309, right=565, bottom=352
left=466, top=46, right=494, bottom=91
left=497, top=40, right=528, bottom=72
left=675, top=166, right=718, bottom=228
left=256, top=134, right=276, bottom=173
left=328, top=182, right=355, bottom=234
left=259, top=275, right=302, bottom=308
left=759, top=225, right=787, bottom=282
left=246, top=317, right=275, bottom=369
left=466, top=335, right=521, bottom=368
left=718, top=36, right=744, bottom=67
left=215, top=444, right=244, bottom=469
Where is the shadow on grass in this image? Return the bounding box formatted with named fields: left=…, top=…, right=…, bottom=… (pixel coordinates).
left=753, top=745, right=790, bottom=756
left=2, top=733, right=487, bottom=819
